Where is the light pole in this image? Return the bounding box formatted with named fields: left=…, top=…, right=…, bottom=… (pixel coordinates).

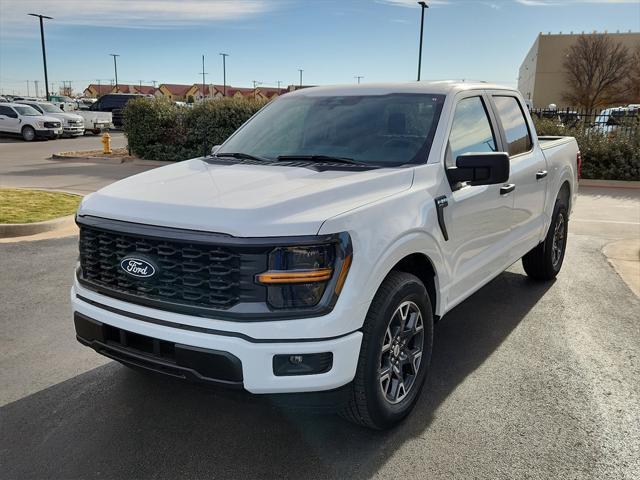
left=109, top=54, right=120, bottom=90
left=220, top=53, right=229, bottom=96
left=298, top=68, right=303, bottom=87
left=417, top=2, right=428, bottom=81
left=355, top=75, right=364, bottom=84
left=28, top=13, right=53, bottom=100
left=199, top=55, right=208, bottom=101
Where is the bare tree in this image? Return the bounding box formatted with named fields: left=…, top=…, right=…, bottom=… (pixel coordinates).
left=562, top=34, right=630, bottom=110
left=625, top=44, right=640, bottom=104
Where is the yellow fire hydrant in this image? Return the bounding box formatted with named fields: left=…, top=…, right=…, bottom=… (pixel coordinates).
left=101, top=132, right=112, bottom=154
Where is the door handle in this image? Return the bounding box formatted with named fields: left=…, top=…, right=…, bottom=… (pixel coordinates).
left=500, top=184, right=516, bottom=195
left=536, top=170, right=548, bottom=180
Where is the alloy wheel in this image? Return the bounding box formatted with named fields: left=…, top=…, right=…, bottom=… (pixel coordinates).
left=378, top=300, right=425, bottom=404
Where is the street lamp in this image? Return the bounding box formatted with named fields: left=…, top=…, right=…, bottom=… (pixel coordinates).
left=28, top=13, right=53, bottom=100
left=220, top=53, right=229, bottom=96
left=298, top=68, right=303, bottom=87
left=417, top=2, right=429, bottom=81
left=109, top=54, right=120, bottom=90
left=354, top=75, right=364, bottom=84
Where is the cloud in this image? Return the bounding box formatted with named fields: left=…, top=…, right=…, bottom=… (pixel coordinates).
left=376, top=0, right=451, bottom=7
left=0, top=0, right=272, bottom=35
left=516, top=0, right=637, bottom=5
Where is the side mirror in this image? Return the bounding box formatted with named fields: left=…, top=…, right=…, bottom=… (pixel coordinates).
left=210, top=145, right=222, bottom=156
left=446, top=152, right=510, bottom=186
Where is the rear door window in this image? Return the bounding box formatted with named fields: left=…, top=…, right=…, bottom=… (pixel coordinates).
left=447, top=96, right=497, bottom=166
left=492, top=96, right=532, bottom=156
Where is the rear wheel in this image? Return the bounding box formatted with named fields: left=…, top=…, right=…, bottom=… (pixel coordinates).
left=21, top=126, right=35, bottom=142
left=340, top=271, right=433, bottom=429
left=522, top=200, right=568, bottom=280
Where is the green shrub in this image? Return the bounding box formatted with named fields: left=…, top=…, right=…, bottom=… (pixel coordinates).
left=123, top=96, right=267, bottom=161
left=531, top=116, right=639, bottom=180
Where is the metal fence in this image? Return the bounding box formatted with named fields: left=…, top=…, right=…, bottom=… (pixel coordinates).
left=530, top=106, right=640, bottom=137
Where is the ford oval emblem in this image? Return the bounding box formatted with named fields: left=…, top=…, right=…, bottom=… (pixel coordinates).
left=120, top=257, right=157, bottom=278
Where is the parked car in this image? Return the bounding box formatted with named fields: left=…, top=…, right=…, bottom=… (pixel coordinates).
left=0, top=103, right=62, bottom=141
left=88, top=93, right=145, bottom=127
left=16, top=101, right=85, bottom=137
left=0, top=96, right=8, bottom=103
left=49, top=95, right=78, bottom=112
left=72, top=82, right=579, bottom=429
left=592, top=106, right=640, bottom=136
left=73, top=109, right=112, bottom=135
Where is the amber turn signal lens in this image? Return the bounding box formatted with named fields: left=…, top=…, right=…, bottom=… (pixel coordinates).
left=334, top=254, right=352, bottom=295
left=256, top=268, right=333, bottom=284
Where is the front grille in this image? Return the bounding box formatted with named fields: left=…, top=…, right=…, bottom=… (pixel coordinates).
left=44, top=121, right=61, bottom=128
left=79, top=224, right=241, bottom=311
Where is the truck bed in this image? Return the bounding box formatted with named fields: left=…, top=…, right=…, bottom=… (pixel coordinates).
left=538, top=136, right=575, bottom=150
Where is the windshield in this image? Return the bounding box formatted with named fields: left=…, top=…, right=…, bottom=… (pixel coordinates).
left=13, top=105, right=41, bottom=116
left=218, top=93, right=446, bottom=166
left=39, top=103, right=63, bottom=113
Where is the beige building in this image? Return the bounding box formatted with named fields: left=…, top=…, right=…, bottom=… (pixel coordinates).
left=518, top=31, right=640, bottom=108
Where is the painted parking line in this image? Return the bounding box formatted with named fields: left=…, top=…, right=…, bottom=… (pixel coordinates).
left=572, top=219, right=640, bottom=225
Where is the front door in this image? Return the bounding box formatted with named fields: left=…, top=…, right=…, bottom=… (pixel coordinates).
left=440, top=93, right=516, bottom=309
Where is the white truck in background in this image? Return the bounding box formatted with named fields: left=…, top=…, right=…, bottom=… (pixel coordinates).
left=71, top=81, right=579, bottom=429
left=16, top=101, right=85, bottom=137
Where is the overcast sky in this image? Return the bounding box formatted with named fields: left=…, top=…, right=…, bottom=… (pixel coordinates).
left=1, top=0, right=638, bottom=96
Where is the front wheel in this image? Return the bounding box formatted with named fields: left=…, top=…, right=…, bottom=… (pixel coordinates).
left=340, top=271, right=434, bottom=429
left=21, top=126, right=35, bottom=142
left=522, top=201, right=568, bottom=280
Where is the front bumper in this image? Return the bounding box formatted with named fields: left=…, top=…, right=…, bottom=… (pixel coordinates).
left=35, top=128, right=62, bottom=139
left=63, top=126, right=85, bottom=136
left=71, top=283, right=362, bottom=394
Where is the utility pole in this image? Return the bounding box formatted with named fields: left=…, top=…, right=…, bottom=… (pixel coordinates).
left=28, top=13, right=53, bottom=100
left=219, top=53, right=229, bottom=97
left=109, top=53, right=120, bottom=90
left=354, top=75, right=364, bottom=84
left=26, top=80, right=30, bottom=96
left=34, top=80, right=39, bottom=98
left=276, top=80, right=282, bottom=91
left=151, top=80, right=157, bottom=87
left=417, top=2, right=428, bottom=81
left=298, top=68, right=303, bottom=87
left=199, top=55, right=208, bottom=102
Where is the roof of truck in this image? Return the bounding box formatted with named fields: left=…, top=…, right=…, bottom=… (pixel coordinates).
left=287, top=81, right=516, bottom=97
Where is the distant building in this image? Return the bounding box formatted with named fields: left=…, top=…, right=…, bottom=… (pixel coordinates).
left=185, top=84, right=225, bottom=102
left=83, top=84, right=114, bottom=98
left=156, top=84, right=192, bottom=101
left=518, top=31, right=640, bottom=108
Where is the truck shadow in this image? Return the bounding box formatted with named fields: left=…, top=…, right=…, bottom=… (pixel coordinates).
left=0, top=269, right=553, bottom=479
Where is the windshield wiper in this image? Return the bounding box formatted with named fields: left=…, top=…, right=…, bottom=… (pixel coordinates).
left=214, top=152, right=271, bottom=162
left=276, top=155, right=368, bottom=166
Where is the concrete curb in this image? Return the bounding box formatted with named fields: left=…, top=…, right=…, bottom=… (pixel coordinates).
left=603, top=238, right=640, bottom=297
left=50, top=153, right=128, bottom=164
left=0, top=214, right=76, bottom=239
left=579, top=179, right=640, bottom=189
left=51, top=153, right=173, bottom=167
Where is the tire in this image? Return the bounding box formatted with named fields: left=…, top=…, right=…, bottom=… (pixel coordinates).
left=522, top=200, right=568, bottom=280
left=340, top=271, right=434, bottom=429
left=21, top=126, right=35, bottom=142
left=92, top=129, right=101, bottom=135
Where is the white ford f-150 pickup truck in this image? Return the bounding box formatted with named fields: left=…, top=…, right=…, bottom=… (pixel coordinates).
left=72, top=81, right=579, bottom=429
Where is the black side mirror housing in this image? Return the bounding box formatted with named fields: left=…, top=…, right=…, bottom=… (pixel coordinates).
left=446, top=152, right=510, bottom=187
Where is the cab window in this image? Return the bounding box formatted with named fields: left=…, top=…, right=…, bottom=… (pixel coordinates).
left=447, top=96, right=496, bottom=167
left=492, top=96, right=532, bottom=156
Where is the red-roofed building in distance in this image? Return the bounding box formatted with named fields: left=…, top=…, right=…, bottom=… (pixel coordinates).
left=83, top=84, right=114, bottom=98
left=155, top=84, right=192, bottom=101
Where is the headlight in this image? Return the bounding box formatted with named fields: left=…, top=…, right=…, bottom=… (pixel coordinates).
left=256, top=236, right=352, bottom=309
left=37, top=121, right=45, bottom=128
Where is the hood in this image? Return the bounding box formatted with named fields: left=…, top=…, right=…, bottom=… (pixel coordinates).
left=79, top=158, right=414, bottom=237
left=54, top=112, right=83, bottom=122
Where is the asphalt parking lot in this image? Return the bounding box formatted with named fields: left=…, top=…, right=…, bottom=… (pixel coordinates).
left=1, top=139, right=639, bottom=479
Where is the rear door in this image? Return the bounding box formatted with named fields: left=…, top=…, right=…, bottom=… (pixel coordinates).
left=0, top=106, right=21, bottom=133
left=441, top=92, right=516, bottom=308
left=489, top=93, right=547, bottom=256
